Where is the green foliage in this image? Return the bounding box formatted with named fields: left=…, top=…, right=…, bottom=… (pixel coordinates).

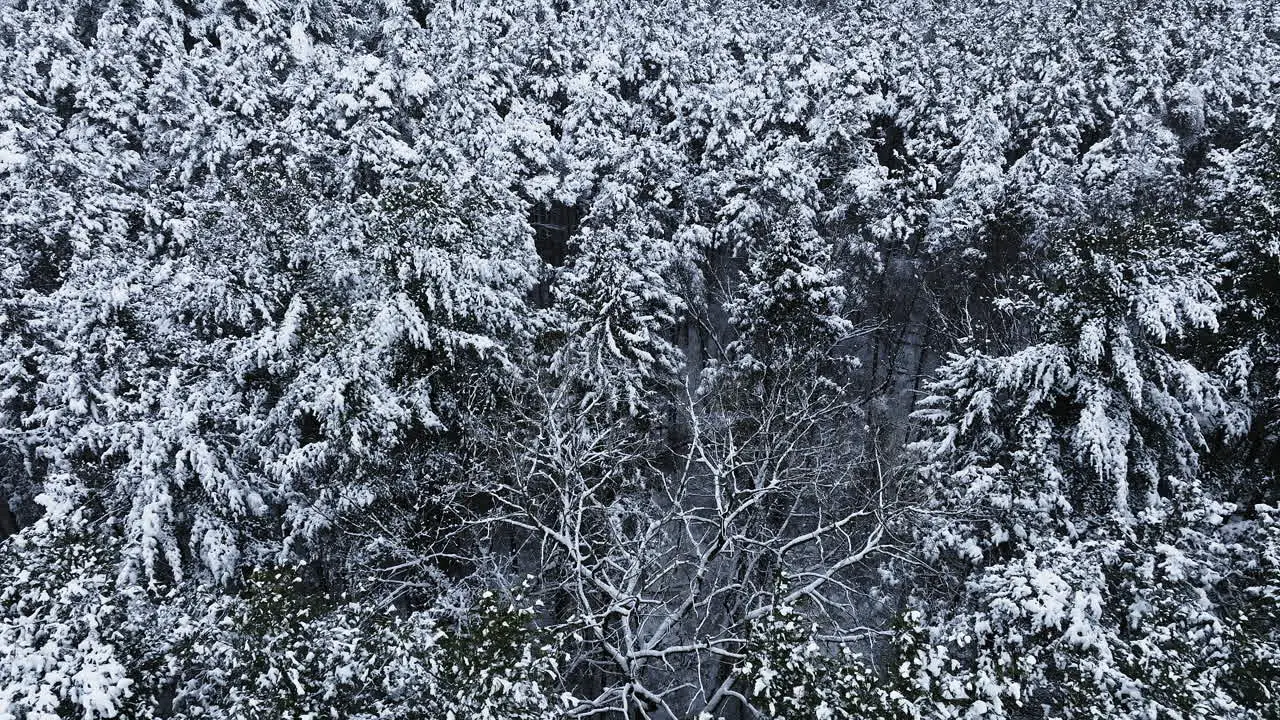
left=435, top=585, right=565, bottom=720
left=739, top=603, right=914, bottom=720
left=159, top=567, right=562, bottom=720
left=742, top=606, right=863, bottom=720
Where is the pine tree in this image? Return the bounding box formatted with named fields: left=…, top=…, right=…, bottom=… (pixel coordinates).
left=909, top=218, right=1256, bottom=718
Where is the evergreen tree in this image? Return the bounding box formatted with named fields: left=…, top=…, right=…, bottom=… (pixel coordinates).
left=909, top=218, right=1264, bottom=718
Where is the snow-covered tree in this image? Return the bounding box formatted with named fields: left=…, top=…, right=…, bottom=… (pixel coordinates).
left=3, top=0, right=1279, bottom=717
left=908, top=218, right=1269, bottom=718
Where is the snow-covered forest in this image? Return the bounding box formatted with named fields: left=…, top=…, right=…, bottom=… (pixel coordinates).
left=1, top=0, right=1279, bottom=717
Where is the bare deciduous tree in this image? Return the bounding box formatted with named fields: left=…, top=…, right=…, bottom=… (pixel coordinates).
left=459, top=372, right=914, bottom=719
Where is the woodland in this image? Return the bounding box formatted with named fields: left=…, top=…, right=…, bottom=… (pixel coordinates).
left=1, top=0, right=1279, bottom=718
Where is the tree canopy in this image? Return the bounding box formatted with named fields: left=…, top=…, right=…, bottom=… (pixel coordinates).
left=1, top=0, right=1278, bottom=718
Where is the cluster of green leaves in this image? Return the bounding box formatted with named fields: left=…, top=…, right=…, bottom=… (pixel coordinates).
left=738, top=602, right=919, bottom=720
left=157, top=567, right=562, bottom=720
